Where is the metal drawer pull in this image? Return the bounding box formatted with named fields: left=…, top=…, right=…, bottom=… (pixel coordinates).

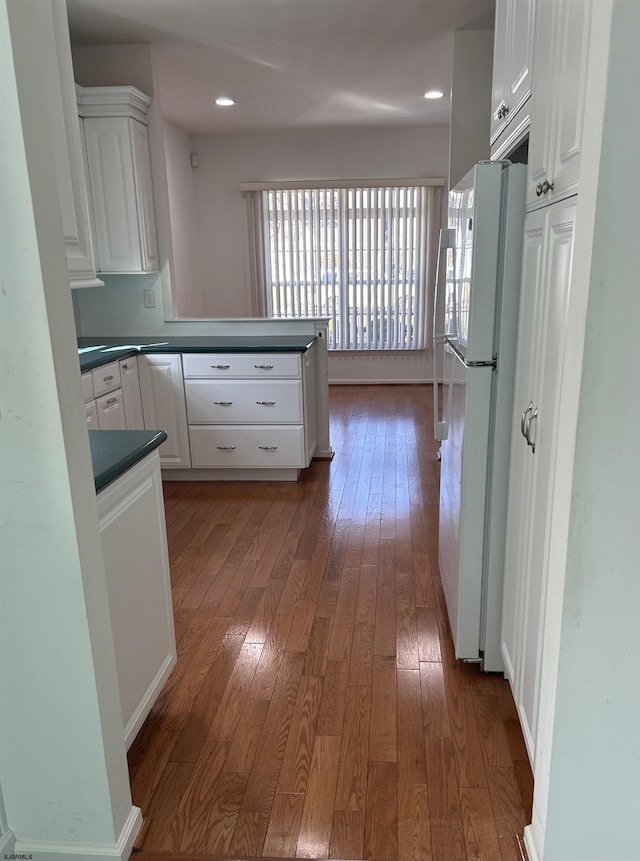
left=257, top=400, right=276, bottom=406
left=258, top=445, right=278, bottom=451
left=525, top=407, right=538, bottom=453
left=103, top=375, right=114, bottom=382
left=105, top=397, right=118, bottom=405
left=254, top=364, right=274, bottom=370
left=211, top=364, right=230, bottom=369
left=122, top=363, right=129, bottom=370
left=213, top=401, right=233, bottom=406
left=216, top=445, right=236, bottom=450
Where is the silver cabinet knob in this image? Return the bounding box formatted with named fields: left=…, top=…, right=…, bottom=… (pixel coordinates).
left=526, top=407, right=538, bottom=453
left=254, top=364, right=274, bottom=370
left=103, top=375, right=114, bottom=382
left=105, top=397, right=118, bottom=405
left=541, top=179, right=554, bottom=195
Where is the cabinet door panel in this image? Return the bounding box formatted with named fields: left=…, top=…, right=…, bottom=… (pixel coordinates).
left=130, top=119, right=159, bottom=270
left=139, top=354, right=191, bottom=468
left=85, top=117, right=141, bottom=272
left=120, top=357, right=145, bottom=429
left=548, top=0, right=591, bottom=202
left=507, top=0, right=536, bottom=114
left=490, top=0, right=511, bottom=143
left=526, top=0, right=556, bottom=208
left=501, top=209, right=546, bottom=695
left=518, top=200, right=576, bottom=763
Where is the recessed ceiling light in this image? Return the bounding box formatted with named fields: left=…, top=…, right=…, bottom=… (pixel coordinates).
left=215, top=97, right=236, bottom=107
left=424, top=90, right=444, bottom=100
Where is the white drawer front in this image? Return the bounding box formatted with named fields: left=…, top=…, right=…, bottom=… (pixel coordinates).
left=182, top=353, right=301, bottom=379
left=185, top=379, right=303, bottom=424
left=92, top=360, right=122, bottom=397
left=189, top=425, right=305, bottom=468
left=96, top=389, right=126, bottom=430
left=81, top=372, right=95, bottom=402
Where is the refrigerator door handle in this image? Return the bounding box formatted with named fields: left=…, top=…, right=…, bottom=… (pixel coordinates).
left=433, top=228, right=455, bottom=345
left=433, top=229, right=455, bottom=440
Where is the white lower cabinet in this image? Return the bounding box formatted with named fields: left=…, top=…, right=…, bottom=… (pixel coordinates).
left=138, top=353, right=191, bottom=469
left=97, top=450, right=176, bottom=748
left=183, top=345, right=317, bottom=477
left=502, top=197, right=577, bottom=764
left=120, top=356, right=145, bottom=429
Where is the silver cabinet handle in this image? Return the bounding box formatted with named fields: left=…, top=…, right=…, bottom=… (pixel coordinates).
left=536, top=179, right=555, bottom=197
left=211, top=364, right=230, bottom=369
left=254, top=364, right=274, bottom=370
left=121, top=363, right=129, bottom=370
left=258, top=445, right=278, bottom=450
left=213, top=401, right=233, bottom=406
left=521, top=402, right=533, bottom=439
left=525, top=407, right=538, bottom=453
left=256, top=400, right=276, bottom=406
left=105, top=397, right=118, bottom=405
left=103, top=375, right=114, bottom=382
left=216, top=445, right=236, bottom=450
left=497, top=103, right=509, bottom=120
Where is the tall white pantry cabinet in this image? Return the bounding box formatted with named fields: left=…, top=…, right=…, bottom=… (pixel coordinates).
left=498, top=1, right=626, bottom=859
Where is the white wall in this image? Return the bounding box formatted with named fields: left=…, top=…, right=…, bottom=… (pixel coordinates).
left=163, top=119, right=204, bottom=316
left=540, top=3, right=640, bottom=858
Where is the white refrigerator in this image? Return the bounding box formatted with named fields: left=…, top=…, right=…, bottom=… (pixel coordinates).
left=433, top=161, right=526, bottom=672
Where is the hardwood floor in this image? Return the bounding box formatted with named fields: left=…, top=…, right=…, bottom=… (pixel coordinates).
left=131, top=385, right=533, bottom=861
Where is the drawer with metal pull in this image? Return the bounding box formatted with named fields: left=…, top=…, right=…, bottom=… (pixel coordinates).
left=182, top=353, right=301, bottom=379
left=184, top=379, right=303, bottom=424
left=91, top=360, right=122, bottom=397
left=189, top=425, right=305, bottom=468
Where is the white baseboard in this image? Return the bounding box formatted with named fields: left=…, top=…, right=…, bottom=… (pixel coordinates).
left=124, top=654, right=176, bottom=749
left=329, top=378, right=433, bottom=385
left=14, top=806, right=142, bottom=861
left=0, top=829, right=15, bottom=856
left=524, top=825, right=542, bottom=861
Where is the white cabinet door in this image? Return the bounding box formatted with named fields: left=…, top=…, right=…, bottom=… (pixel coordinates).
left=130, top=120, right=159, bottom=271
left=501, top=199, right=577, bottom=765
left=97, top=450, right=176, bottom=748
left=526, top=0, right=592, bottom=209
left=490, top=0, right=536, bottom=145
left=96, top=389, right=126, bottom=430
left=85, top=399, right=98, bottom=428
left=139, top=354, right=191, bottom=469
left=46, top=0, right=100, bottom=289
left=120, top=357, right=145, bottom=429
left=83, top=116, right=158, bottom=273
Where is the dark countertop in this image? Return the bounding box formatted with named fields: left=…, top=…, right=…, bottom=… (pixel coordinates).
left=90, top=429, right=168, bottom=493
left=78, top=335, right=317, bottom=372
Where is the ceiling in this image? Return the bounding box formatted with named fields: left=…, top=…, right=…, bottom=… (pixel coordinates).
left=66, top=0, right=495, bottom=136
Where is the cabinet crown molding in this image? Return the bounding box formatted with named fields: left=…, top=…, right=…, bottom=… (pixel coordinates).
left=77, top=84, right=152, bottom=124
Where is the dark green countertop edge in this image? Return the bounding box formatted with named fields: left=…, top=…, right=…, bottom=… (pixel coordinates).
left=78, top=335, right=317, bottom=372
left=90, top=429, right=168, bottom=493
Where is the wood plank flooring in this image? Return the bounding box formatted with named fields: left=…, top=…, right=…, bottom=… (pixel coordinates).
left=131, top=385, right=533, bottom=861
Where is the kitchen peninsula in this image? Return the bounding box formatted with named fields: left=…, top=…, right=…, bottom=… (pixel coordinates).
left=79, top=329, right=332, bottom=481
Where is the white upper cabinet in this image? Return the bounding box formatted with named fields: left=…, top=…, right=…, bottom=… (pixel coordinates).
left=79, top=86, right=159, bottom=273
left=47, top=0, right=101, bottom=289
left=490, top=0, right=536, bottom=145
left=527, top=0, right=592, bottom=209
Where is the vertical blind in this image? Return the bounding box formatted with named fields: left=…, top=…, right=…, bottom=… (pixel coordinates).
left=244, top=180, right=443, bottom=351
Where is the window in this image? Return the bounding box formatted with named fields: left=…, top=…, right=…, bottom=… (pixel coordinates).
left=244, top=179, right=443, bottom=350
